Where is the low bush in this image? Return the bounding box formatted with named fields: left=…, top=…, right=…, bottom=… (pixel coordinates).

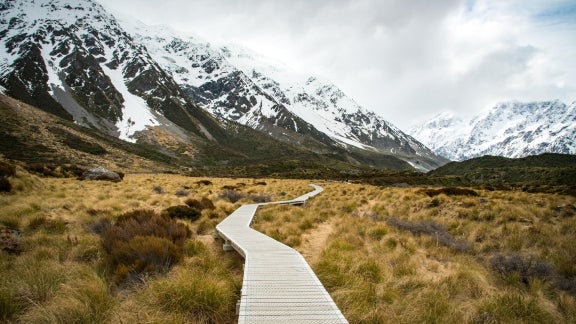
left=219, top=190, right=272, bottom=203
left=22, top=163, right=85, bottom=178
left=249, top=194, right=272, bottom=203
left=418, top=187, right=479, bottom=197
left=195, top=180, right=212, bottom=186
left=174, top=189, right=189, bottom=197
left=219, top=190, right=245, bottom=203
left=221, top=185, right=239, bottom=191
left=162, top=205, right=201, bottom=221
left=185, top=197, right=215, bottom=211
left=386, top=217, right=472, bottom=252
left=87, top=217, right=112, bottom=235
left=490, top=253, right=554, bottom=284
left=100, top=209, right=191, bottom=285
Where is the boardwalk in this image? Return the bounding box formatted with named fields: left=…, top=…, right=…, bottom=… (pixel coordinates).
left=216, top=185, right=348, bottom=323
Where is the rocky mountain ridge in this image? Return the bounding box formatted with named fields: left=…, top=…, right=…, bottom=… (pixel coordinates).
left=0, top=0, right=447, bottom=171
left=123, top=19, right=446, bottom=170
left=409, top=100, right=576, bottom=161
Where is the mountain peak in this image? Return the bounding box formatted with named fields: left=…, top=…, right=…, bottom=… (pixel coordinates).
left=409, top=100, right=576, bottom=161
left=1, top=0, right=447, bottom=171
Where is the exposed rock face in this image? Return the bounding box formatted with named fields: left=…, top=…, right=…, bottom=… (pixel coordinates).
left=0, top=0, right=447, bottom=171
left=81, top=166, right=122, bottom=182
left=0, top=0, right=223, bottom=143
left=119, top=19, right=449, bottom=171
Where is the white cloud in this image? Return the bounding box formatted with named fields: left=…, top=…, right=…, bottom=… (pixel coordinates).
left=97, top=0, right=576, bottom=130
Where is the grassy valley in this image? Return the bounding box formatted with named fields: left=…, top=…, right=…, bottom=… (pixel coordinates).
left=1, top=160, right=575, bottom=323
left=1, top=92, right=575, bottom=323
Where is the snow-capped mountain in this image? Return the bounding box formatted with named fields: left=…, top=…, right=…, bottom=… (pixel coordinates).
left=122, top=19, right=446, bottom=170
left=409, top=101, right=576, bottom=161
left=0, top=0, right=447, bottom=171
left=0, top=0, right=232, bottom=147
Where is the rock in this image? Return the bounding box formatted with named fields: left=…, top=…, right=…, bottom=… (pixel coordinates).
left=1, top=225, right=21, bottom=254
left=81, top=166, right=122, bottom=182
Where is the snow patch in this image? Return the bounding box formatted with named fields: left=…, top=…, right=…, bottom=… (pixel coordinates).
left=100, top=63, right=159, bottom=142
left=41, top=43, right=65, bottom=95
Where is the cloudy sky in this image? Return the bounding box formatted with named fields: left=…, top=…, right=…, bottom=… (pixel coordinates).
left=97, top=0, right=576, bottom=129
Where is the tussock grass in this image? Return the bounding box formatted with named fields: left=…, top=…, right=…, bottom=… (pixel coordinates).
left=142, top=266, right=237, bottom=323
left=0, top=171, right=307, bottom=322
left=2, top=170, right=575, bottom=323
left=22, top=273, right=114, bottom=324
left=253, top=182, right=576, bottom=323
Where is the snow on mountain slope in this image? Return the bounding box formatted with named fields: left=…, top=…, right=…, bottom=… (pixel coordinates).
left=120, top=19, right=446, bottom=170
left=0, top=0, right=228, bottom=146
left=0, top=0, right=162, bottom=141
left=1, top=0, right=446, bottom=170
left=409, top=101, right=576, bottom=161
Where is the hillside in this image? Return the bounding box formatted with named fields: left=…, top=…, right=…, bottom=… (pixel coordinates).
left=0, top=94, right=416, bottom=178
left=0, top=0, right=446, bottom=172
left=0, top=94, right=178, bottom=171
left=428, top=153, right=576, bottom=193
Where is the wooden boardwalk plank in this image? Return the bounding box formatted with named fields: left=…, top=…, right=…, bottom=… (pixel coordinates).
left=216, top=185, right=348, bottom=323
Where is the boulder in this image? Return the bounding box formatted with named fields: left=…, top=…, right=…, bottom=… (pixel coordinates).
left=81, top=166, right=122, bottom=182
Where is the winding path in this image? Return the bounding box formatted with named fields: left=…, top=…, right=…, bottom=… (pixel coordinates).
left=216, top=184, right=348, bottom=323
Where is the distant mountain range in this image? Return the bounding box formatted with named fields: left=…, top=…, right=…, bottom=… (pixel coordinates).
left=409, top=101, right=576, bottom=161
left=0, top=0, right=447, bottom=172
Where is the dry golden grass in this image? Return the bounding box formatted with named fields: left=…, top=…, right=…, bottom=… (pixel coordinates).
left=2, top=171, right=575, bottom=323
left=254, top=182, right=576, bottom=323
left=0, top=172, right=312, bottom=323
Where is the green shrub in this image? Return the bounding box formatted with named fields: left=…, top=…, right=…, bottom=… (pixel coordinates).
left=184, top=239, right=208, bottom=257
left=249, top=193, right=272, bottom=203
left=100, top=209, right=191, bottom=285
left=219, top=190, right=245, bottom=203
left=162, top=205, right=201, bottom=221
left=417, top=187, right=479, bottom=197
left=196, top=180, right=212, bottom=186
left=87, top=217, right=111, bottom=235
left=184, top=197, right=215, bottom=211
left=174, top=189, right=189, bottom=197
